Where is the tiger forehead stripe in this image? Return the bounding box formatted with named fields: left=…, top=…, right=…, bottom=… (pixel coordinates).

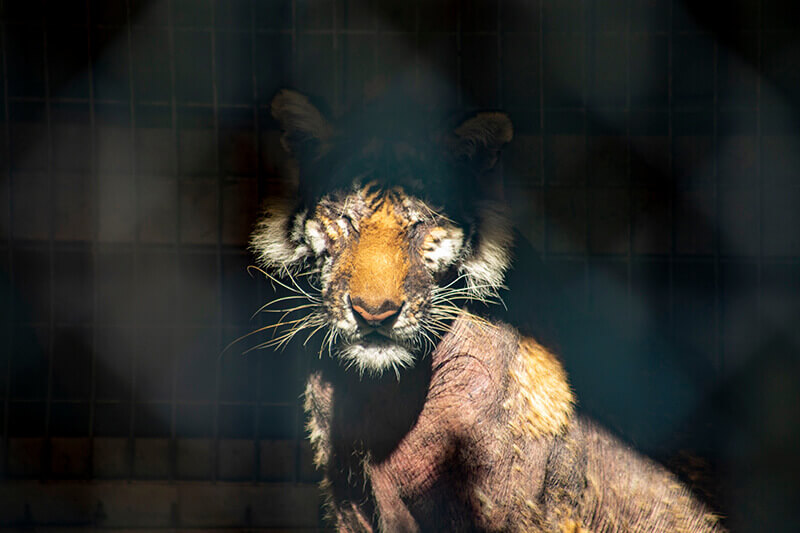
left=361, top=181, right=382, bottom=206
left=367, top=195, right=404, bottom=228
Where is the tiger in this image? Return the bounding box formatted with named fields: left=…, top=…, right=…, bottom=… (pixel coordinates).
left=249, top=89, right=725, bottom=532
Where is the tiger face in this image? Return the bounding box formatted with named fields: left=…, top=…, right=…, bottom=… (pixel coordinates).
left=250, top=90, right=513, bottom=377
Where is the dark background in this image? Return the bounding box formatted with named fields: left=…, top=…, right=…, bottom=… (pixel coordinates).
left=1, top=0, right=799, bottom=531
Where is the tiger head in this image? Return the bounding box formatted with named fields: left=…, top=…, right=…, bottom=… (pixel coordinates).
left=250, top=90, right=513, bottom=377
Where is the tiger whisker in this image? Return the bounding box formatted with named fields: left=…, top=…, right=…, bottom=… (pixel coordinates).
left=432, top=296, right=498, bottom=307
left=252, top=318, right=322, bottom=353
left=428, top=304, right=495, bottom=330
left=258, top=303, right=319, bottom=314
left=272, top=307, right=318, bottom=338
left=432, top=286, right=504, bottom=297
left=223, top=317, right=315, bottom=355
left=248, top=265, right=319, bottom=301
left=279, top=264, right=321, bottom=301
left=252, top=303, right=319, bottom=323
left=435, top=273, right=474, bottom=291
left=327, top=331, right=339, bottom=359
left=239, top=305, right=327, bottom=353
left=258, top=293, right=322, bottom=307
left=303, top=321, right=330, bottom=347
left=319, top=329, right=333, bottom=359
left=432, top=286, right=505, bottom=298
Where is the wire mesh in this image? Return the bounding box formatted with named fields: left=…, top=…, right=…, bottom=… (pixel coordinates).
left=0, top=0, right=798, bottom=531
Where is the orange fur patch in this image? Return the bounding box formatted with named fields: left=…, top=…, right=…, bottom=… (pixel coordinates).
left=346, top=198, right=409, bottom=310
left=505, top=337, right=575, bottom=439
left=317, top=214, right=342, bottom=241
left=560, top=519, right=591, bottom=533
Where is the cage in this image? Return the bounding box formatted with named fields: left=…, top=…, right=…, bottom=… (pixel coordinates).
left=1, top=0, right=799, bottom=531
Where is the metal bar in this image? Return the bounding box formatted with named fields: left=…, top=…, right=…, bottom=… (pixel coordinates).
left=291, top=0, right=297, bottom=83
left=667, top=0, right=675, bottom=344
left=123, top=0, right=139, bottom=481
left=332, top=0, right=339, bottom=115
left=289, top=0, right=299, bottom=486
left=0, top=479, right=322, bottom=529
left=372, top=0, right=379, bottom=84
left=250, top=0, right=262, bottom=483
left=41, top=5, right=55, bottom=480
left=1, top=0, right=14, bottom=476
left=713, top=27, right=721, bottom=375
left=497, top=0, right=503, bottom=108
left=210, top=1, right=223, bottom=483
left=456, top=1, right=462, bottom=108
left=626, top=0, right=633, bottom=329
left=539, top=0, right=546, bottom=261
left=3, top=18, right=741, bottom=39
left=414, top=0, right=421, bottom=84
left=85, top=0, right=98, bottom=479
left=166, top=0, right=180, bottom=485
left=583, top=0, right=591, bottom=312
left=3, top=397, right=297, bottom=407
left=3, top=95, right=763, bottom=114
left=756, top=0, right=764, bottom=354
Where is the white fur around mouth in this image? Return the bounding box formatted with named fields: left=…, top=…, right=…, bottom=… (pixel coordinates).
left=338, top=336, right=415, bottom=378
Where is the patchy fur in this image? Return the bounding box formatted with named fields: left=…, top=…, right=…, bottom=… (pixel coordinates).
left=301, top=315, right=724, bottom=532
left=250, top=89, right=725, bottom=532
left=505, top=338, right=575, bottom=440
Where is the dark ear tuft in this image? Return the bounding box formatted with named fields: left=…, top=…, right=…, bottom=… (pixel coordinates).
left=271, top=89, right=334, bottom=160
left=450, top=112, right=513, bottom=171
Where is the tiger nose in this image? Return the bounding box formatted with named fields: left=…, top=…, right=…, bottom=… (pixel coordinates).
left=349, top=296, right=402, bottom=328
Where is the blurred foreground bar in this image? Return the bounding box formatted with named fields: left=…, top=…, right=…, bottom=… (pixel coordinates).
left=0, top=479, right=323, bottom=530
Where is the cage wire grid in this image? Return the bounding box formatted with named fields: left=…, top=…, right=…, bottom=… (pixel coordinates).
left=0, top=0, right=799, bottom=531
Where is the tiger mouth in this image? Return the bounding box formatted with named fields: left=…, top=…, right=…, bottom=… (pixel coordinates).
left=353, top=333, right=396, bottom=346
left=338, top=332, right=417, bottom=377
left=361, top=330, right=389, bottom=341
left=351, top=330, right=411, bottom=350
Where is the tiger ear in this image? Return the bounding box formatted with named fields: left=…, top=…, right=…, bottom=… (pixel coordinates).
left=449, top=112, right=513, bottom=171
left=271, top=89, right=335, bottom=161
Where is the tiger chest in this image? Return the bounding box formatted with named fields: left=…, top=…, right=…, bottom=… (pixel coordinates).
left=304, top=365, right=498, bottom=531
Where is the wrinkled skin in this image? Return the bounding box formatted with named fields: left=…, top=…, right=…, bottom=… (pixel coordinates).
left=303, top=316, right=723, bottom=532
